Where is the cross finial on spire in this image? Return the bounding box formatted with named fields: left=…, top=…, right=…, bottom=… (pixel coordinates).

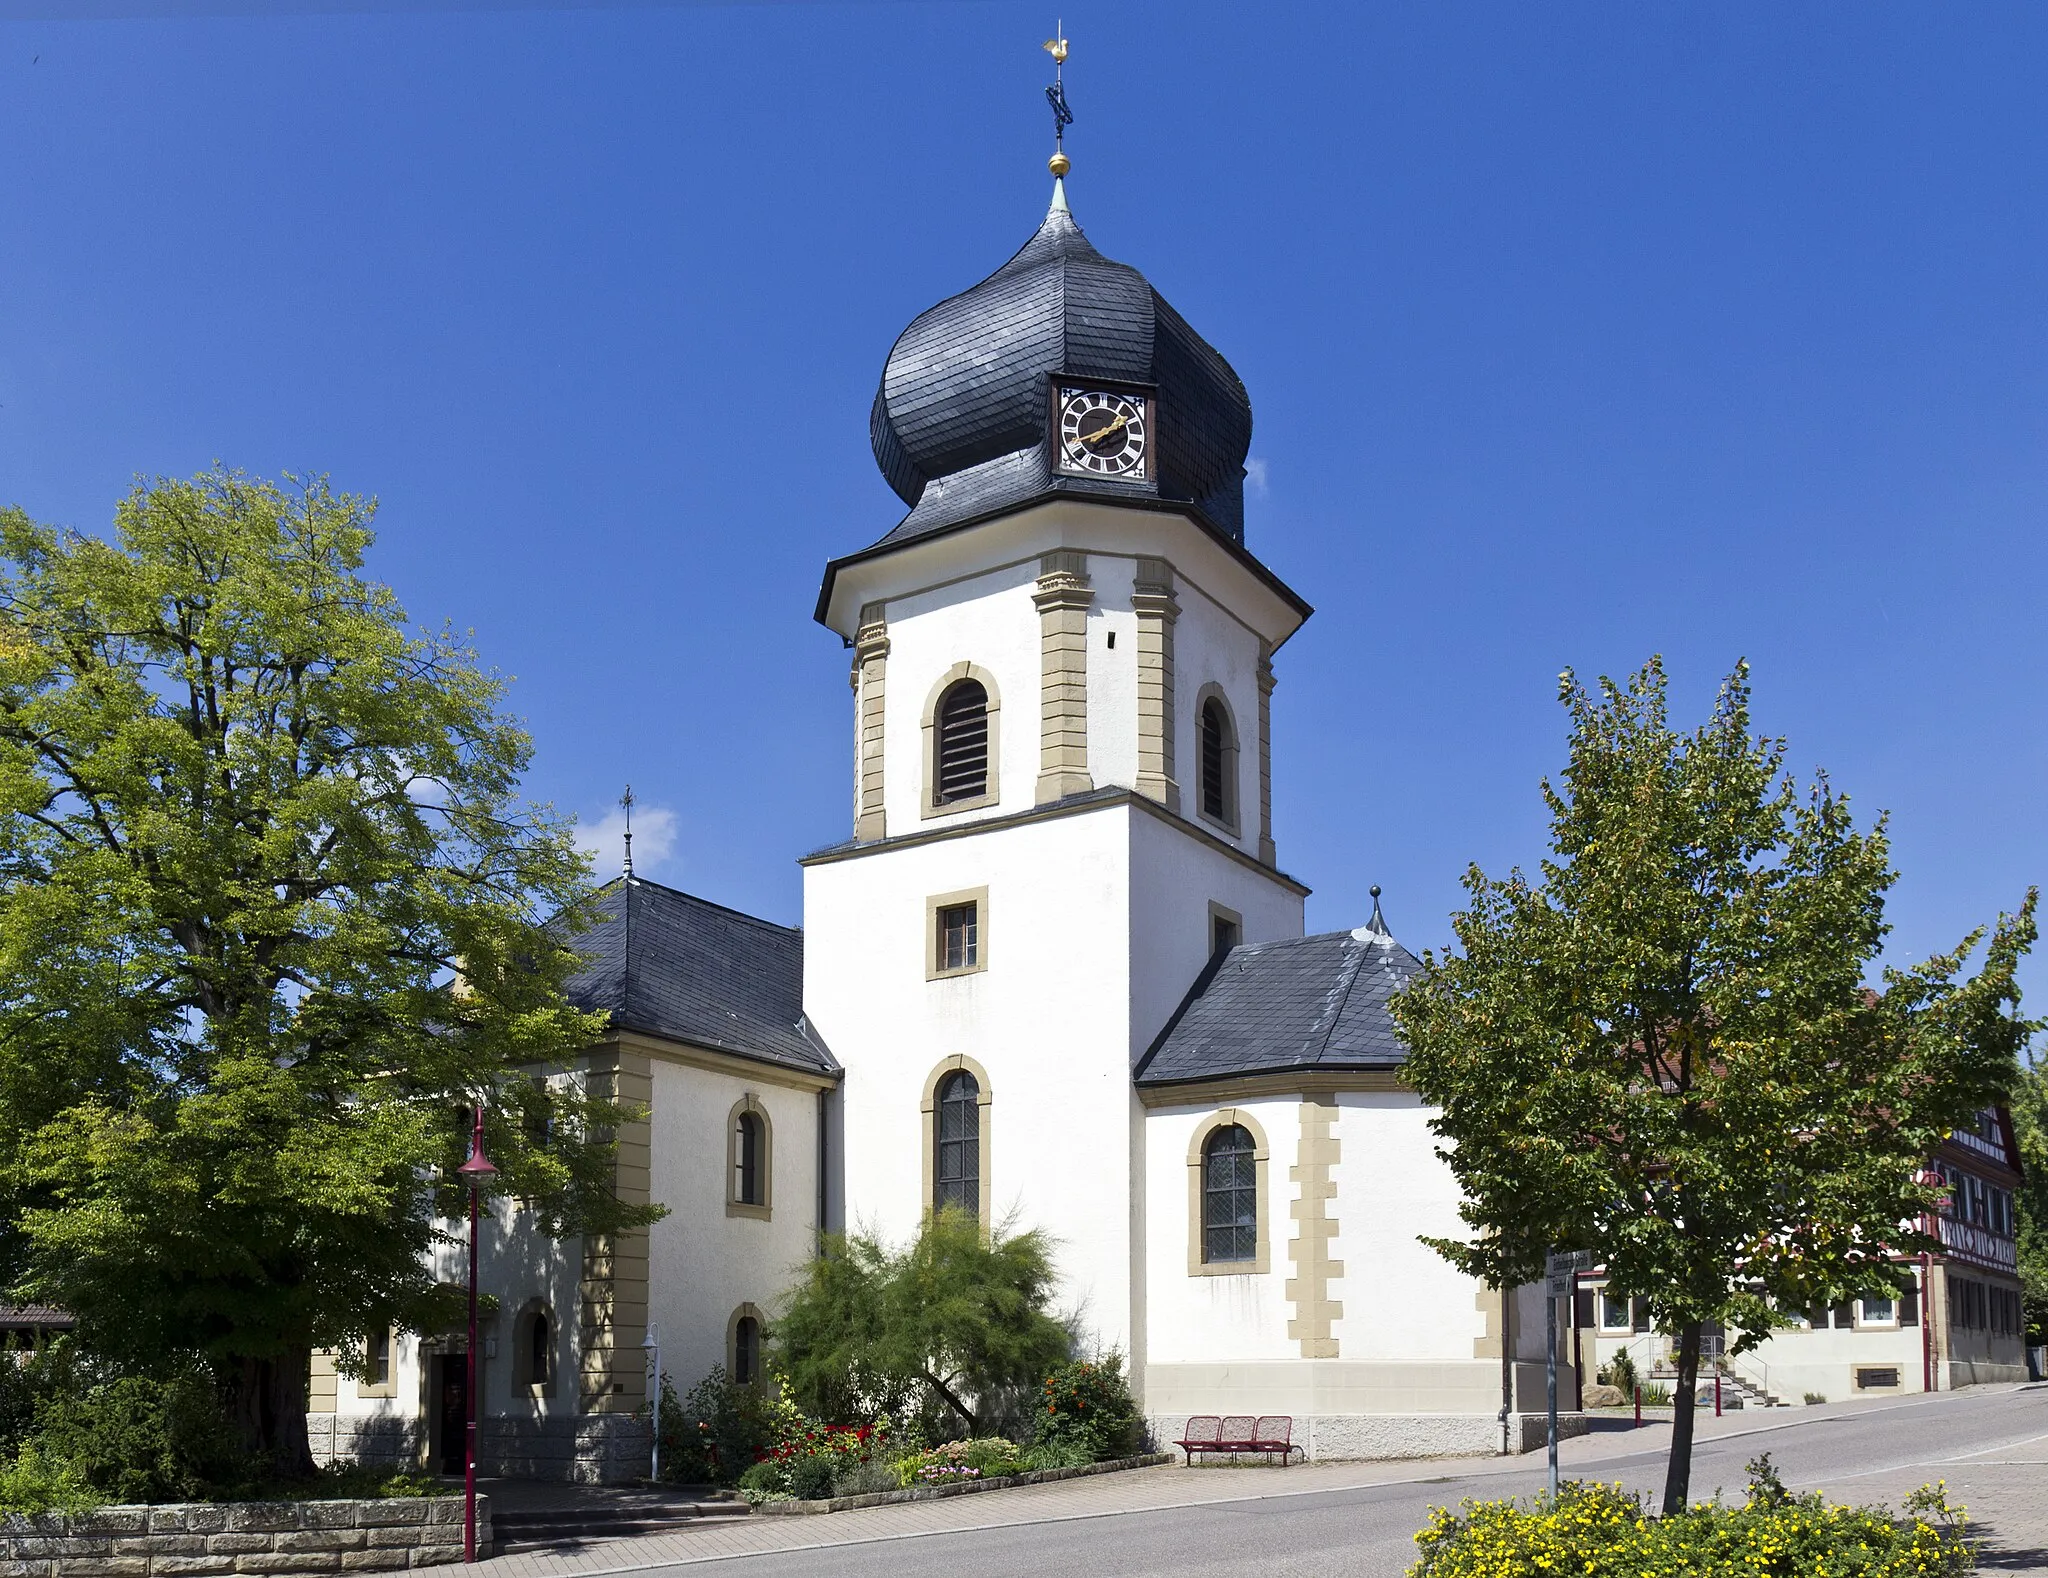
left=1043, top=25, right=1072, bottom=181
left=620, top=784, right=635, bottom=879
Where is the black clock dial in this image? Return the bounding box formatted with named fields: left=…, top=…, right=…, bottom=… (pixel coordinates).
left=1057, top=389, right=1148, bottom=478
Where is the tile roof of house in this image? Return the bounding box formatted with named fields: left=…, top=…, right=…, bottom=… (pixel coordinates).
left=562, top=878, right=839, bottom=1079
left=1135, top=905, right=1420, bottom=1088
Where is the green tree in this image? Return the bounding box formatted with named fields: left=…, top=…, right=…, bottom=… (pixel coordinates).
left=775, top=1208, right=1071, bottom=1437
left=2010, top=1048, right=2048, bottom=1346
left=1391, top=657, right=2035, bottom=1513
left=0, top=469, right=658, bottom=1474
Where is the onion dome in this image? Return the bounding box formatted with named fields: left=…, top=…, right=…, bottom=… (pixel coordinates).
left=869, top=184, right=1253, bottom=546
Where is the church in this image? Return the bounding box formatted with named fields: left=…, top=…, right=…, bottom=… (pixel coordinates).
left=307, top=153, right=1570, bottom=1481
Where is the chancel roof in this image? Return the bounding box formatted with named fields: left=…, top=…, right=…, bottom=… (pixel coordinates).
left=1135, top=912, right=1420, bottom=1089
left=564, top=878, right=838, bottom=1079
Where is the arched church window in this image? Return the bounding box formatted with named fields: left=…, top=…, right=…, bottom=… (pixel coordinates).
left=935, top=680, right=990, bottom=803
left=1199, top=696, right=1235, bottom=826
left=934, top=1070, right=981, bottom=1217
left=733, top=1314, right=761, bottom=1385
left=734, top=1111, right=764, bottom=1206
left=1202, top=1124, right=1257, bottom=1263
left=529, top=1312, right=550, bottom=1387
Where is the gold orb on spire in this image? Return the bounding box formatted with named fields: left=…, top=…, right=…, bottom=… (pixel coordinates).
left=1049, top=150, right=1071, bottom=177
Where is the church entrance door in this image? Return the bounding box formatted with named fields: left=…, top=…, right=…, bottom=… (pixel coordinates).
left=433, top=1354, right=469, bottom=1475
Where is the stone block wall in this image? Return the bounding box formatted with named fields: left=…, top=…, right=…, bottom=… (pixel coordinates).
left=0, top=1496, right=490, bottom=1577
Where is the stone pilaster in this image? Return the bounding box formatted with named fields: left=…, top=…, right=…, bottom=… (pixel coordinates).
left=1131, top=557, right=1180, bottom=813
left=852, top=601, right=889, bottom=842
left=1032, top=551, right=1094, bottom=805
left=1286, top=1096, right=1343, bottom=1358
left=1256, top=641, right=1277, bottom=867
left=579, top=1046, right=651, bottom=1416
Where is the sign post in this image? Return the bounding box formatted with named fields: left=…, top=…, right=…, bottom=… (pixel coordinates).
left=1543, top=1251, right=1592, bottom=1501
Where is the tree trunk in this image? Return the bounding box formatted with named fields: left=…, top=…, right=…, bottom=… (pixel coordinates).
left=923, top=1370, right=977, bottom=1438
left=229, top=1350, right=317, bottom=1481
left=1660, top=1321, right=1703, bottom=1516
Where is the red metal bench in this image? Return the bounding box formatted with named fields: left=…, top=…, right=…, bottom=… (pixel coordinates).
left=1172, top=1414, right=1299, bottom=1464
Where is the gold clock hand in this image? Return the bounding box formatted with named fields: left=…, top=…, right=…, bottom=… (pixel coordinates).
left=1077, top=411, right=1129, bottom=446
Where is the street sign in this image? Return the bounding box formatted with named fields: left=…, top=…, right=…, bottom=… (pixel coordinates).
left=1545, top=1250, right=1592, bottom=1296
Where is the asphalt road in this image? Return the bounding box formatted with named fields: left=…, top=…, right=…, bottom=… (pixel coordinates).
left=654, top=1385, right=2048, bottom=1578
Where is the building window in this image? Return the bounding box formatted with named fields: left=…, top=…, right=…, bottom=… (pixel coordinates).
left=1209, top=902, right=1242, bottom=958
left=934, top=1070, right=981, bottom=1218
left=729, top=1307, right=765, bottom=1387
left=735, top=1112, right=763, bottom=1204
left=926, top=887, right=990, bottom=980
left=1859, top=1296, right=1895, bottom=1326
left=530, top=1313, right=551, bottom=1387
left=726, top=1095, right=773, bottom=1218
left=369, top=1329, right=390, bottom=1387
left=1201, top=1125, right=1257, bottom=1263
left=1856, top=1367, right=1900, bottom=1390
left=935, top=680, right=989, bottom=803
left=940, top=904, right=978, bottom=970
left=1186, top=1110, right=1269, bottom=1276
left=1195, top=690, right=1238, bottom=829
left=1600, top=1290, right=1631, bottom=1332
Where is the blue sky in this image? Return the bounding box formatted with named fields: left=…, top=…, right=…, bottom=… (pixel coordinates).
left=2, top=2, right=2043, bottom=1005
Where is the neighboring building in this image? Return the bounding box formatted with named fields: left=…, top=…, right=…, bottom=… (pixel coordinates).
left=310, top=168, right=1570, bottom=1480
left=1574, top=1106, right=2028, bottom=1406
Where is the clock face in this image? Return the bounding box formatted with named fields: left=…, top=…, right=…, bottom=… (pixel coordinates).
left=1056, top=388, right=1149, bottom=479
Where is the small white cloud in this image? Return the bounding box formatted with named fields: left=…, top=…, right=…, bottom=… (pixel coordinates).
left=576, top=802, right=679, bottom=879
left=1245, top=456, right=1270, bottom=498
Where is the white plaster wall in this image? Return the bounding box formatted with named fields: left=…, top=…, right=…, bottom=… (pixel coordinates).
left=1140, top=1097, right=1301, bottom=1364
left=1170, top=569, right=1266, bottom=858
left=879, top=562, right=1042, bottom=832
left=644, top=1060, right=822, bottom=1391
left=1327, top=1093, right=1489, bottom=1364
left=1085, top=553, right=1140, bottom=791
left=805, top=804, right=1139, bottom=1355
left=1126, top=809, right=1305, bottom=1057
left=1583, top=1314, right=1929, bottom=1402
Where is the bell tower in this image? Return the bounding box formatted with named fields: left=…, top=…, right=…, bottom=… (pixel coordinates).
left=803, top=67, right=1311, bottom=1366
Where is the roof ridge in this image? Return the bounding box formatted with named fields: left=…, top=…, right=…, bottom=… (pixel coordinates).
left=624, top=876, right=802, bottom=937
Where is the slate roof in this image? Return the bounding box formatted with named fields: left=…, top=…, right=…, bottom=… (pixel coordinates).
left=867, top=188, right=1252, bottom=548
left=562, top=878, right=838, bottom=1079
left=1135, top=913, right=1421, bottom=1089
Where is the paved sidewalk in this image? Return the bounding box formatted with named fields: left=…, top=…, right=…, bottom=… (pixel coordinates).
left=464, top=1387, right=2047, bottom=1578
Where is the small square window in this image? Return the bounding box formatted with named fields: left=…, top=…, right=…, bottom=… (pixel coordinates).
left=1600, top=1290, right=1631, bottom=1331
left=1212, top=915, right=1241, bottom=956
left=939, top=903, right=978, bottom=971
left=1860, top=1296, right=1895, bottom=1325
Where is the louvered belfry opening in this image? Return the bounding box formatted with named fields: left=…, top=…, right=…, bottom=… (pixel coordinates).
left=935, top=679, right=990, bottom=802
left=1200, top=698, right=1229, bottom=820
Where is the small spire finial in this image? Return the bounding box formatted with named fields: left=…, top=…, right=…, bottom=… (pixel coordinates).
left=1043, top=24, right=1072, bottom=179
left=1353, top=884, right=1393, bottom=943
left=620, top=784, right=635, bottom=879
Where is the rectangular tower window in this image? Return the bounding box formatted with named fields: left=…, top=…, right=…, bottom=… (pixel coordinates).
left=938, top=903, right=978, bottom=972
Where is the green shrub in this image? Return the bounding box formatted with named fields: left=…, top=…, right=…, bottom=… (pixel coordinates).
left=1409, top=1468, right=1973, bottom=1578
left=654, top=1367, right=803, bottom=1484
left=736, top=1459, right=783, bottom=1495
left=1638, top=1382, right=1673, bottom=1407
left=0, top=1443, right=97, bottom=1515
left=829, top=1458, right=899, bottom=1497
left=1805, top=1391, right=1829, bottom=1405
left=1596, top=1351, right=1639, bottom=1396
left=786, top=1456, right=835, bottom=1501
left=1023, top=1438, right=1094, bottom=1472
left=893, top=1437, right=1029, bottom=1487
left=1034, top=1353, right=1141, bottom=1461
left=31, top=1369, right=251, bottom=1504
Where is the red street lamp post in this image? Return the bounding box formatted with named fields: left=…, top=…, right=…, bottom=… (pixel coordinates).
left=458, top=1108, right=497, bottom=1564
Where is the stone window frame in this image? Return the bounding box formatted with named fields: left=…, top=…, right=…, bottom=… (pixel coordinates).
left=921, top=1053, right=994, bottom=1223
left=926, top=886, right=990, bottom=981
left=922, top=662, right=1002, bottom=819
left=1186, top=1108, right=1270, bottom=1276
left=726, top=1093, right=773, bottom=1220
left=1192, top=682, right=1241, bottom=836
left=511, top=1298, right=558, bottom=1398
left=355, top=1327, right=397, bottom=1399
left=727, top=1303, right=768, bottom=1387
left=1207, top=900, right=1244, bottom=958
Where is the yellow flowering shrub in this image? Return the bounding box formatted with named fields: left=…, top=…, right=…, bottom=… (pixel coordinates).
left=1411, top=1463, right=1973, bottom=1578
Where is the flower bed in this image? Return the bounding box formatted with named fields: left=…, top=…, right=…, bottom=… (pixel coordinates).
left=752, top=1452, right=1175, bottom=1516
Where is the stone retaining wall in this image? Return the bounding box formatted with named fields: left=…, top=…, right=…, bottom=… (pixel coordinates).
left=0, top=1496, right=491, bottom=1577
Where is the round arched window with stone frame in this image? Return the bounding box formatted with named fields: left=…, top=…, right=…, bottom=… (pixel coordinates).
left=1201, top=1123, right=1257, bottom=1264
left=934, top=1069, right=982, bottom=1218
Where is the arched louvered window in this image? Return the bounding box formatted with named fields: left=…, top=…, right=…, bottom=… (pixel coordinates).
left=1202, top=1123, right=1257, bottom=1263
left=934, top=1069, right=981, bottom=1217
left=935, top=680, right=990, bottom=803
left=734, top=1111, right=764, bottom=1206
left=1199, top=696, right=1234, bottom=824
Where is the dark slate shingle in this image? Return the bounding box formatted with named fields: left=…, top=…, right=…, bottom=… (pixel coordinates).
left=1134, top=924, right=1420, bottom=1088
left=562, top=878, right=838, bottom=1078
